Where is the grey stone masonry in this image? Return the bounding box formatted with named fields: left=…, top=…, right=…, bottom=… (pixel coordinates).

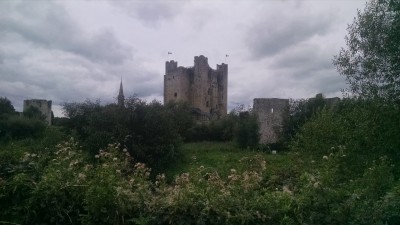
left=23, top=99, right=52, bottom=125
left=253, top=98, right=289, bottom=144
left=164, top=55, right=228, bottom=120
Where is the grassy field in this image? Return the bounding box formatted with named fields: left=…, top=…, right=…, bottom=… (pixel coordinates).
left=165, top=142, right=313, bottom=183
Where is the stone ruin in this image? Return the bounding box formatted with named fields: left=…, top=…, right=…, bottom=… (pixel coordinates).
left=253, top=98, right=289, bottom=144
left=23, top=99, right=52, bottom=125
left=253, top=95, right=340, bottom=144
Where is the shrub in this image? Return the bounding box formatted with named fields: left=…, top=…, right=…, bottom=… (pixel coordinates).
left=62, top=99, right=184, bottom=172
left=1, top=116, right=46, bottom=140
left=235, top=111, right=259, bottom=149
left=1, top=138, right=399, bottom=225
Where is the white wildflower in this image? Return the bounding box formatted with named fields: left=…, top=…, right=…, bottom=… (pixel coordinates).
left=78, top=173, right=86, bottom=180
left=261, top=160, right=266, bottom=170
left=282, top=185, right=292, bottom=194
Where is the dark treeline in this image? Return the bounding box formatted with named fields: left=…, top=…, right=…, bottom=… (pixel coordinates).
left=59, top=97, right=260, bottom=172
left=0, top=97, right=47, bottom=140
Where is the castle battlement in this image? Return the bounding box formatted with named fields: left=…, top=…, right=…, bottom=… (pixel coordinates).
left=166, top=60, right=178, bottom=74
left=164, top=55, right=228, bottom=120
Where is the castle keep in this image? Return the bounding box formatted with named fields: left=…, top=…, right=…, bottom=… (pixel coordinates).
left=164, top=55, right=228, bottom=120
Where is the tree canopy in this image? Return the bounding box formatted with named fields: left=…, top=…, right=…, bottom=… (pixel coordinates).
left=333, top=0, right=400, bottom=102
left=0, top=97, right=16, bottom=116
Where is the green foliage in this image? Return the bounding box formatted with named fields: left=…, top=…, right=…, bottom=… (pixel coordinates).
left=0, top=96, right=54, bottom=142
left=283, top=94, right=338, bottom=142
left=1, top=138, right=399, bottom=225
left=0, top=115, right=46, bottom=141
left=164, top=101, right=195, bottom=139
left=130, top=100, right=183, bottom=173
left=186, top=113, right=236, bottom=142
left=0, top=97, right=16, bottom=116
left=293, top=99, right=400, bottom=154
left=23, top=105, right=46, bottom=121
left=235, top=111, right=260, bottom=149
left=185, top=108, right=259, bottom=150
left=62, top=99, right=103, bottom=139
left=62, top=98, right=188, bottom=172
left=333, top=0, right=400, bottom=102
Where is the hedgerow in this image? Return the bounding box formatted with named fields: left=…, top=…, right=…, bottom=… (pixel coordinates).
left=1, top=137, right=399, bottom=225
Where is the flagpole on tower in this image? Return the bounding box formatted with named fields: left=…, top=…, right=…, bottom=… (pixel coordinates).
left=168, top=51, right=173, bottom=61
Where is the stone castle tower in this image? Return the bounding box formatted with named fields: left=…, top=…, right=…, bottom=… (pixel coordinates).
left=164, top=55, right=228, bottom=120
left=253, top=98, right=289, bottom=144
left=23, top=99, right=52, bottom=125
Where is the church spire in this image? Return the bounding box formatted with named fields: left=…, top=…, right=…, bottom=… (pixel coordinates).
left=118, top=78, right=125, bottom=107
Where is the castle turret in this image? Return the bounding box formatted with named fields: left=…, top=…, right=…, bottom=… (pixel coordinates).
left=192, top=55, right=210, bottom=113
left=166, top=60, right=178, bottom=74
left=217, top=63, right=228, bottom=115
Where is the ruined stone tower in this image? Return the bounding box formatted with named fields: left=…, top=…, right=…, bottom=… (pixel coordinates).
left=164, top=55, right=228, bottom=120
left=23, top=99, right=52, bottom=125
left=253, top=98, right=289, bottom=144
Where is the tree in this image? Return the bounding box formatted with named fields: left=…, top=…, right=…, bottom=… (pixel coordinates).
left=235, top=111, right=260, bottom=149
left=333, top=0, right=400, bottom=102
left=61, top=97, right=184, bottom=172
left=283, top=94, right=334, bottom=141
left=23, top=106, right=46, bottom=121
left=0, top=97, right=15, bottom=116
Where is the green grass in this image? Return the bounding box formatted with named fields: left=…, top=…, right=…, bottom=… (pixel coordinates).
left=165, top=141, right=312, bottom=182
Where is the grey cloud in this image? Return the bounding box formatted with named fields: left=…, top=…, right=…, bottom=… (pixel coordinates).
left=270, top=46, right=333, bottom=77
left=255, top=39, right=345, bottom=97
left=104, top=64, right=163, bottom=97
left=0, top=1, right=132, bottom=65
left=246, top=15, right=334, bottom=59
left=110, top=1, right=186, bottom=26
left=0, top=0, right=148, bottom=117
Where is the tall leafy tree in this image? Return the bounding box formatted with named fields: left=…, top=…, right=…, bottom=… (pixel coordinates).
left=0, top=97, right=15, bottom=116
left=333, top=0, right=400, bottom=102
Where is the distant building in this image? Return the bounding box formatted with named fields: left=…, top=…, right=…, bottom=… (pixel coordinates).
left=164, top=55, right=228, bottom=120
left=23, top=99, right=52, bottom=125
left=253, top=98, right=289, bottom=144
left=253, top=94, right=341, bottom=144
left=117, top=78, right=125, bottom=108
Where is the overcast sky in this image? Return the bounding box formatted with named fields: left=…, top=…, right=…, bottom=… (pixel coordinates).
left=0, top=0, right=367, bottom=117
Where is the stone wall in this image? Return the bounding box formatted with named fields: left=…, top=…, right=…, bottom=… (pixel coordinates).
left=23, top=99, right=52, bottom=125
left=164, top=55, right=227, bottom=120
left=253, top=98, right=289, bottom=144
